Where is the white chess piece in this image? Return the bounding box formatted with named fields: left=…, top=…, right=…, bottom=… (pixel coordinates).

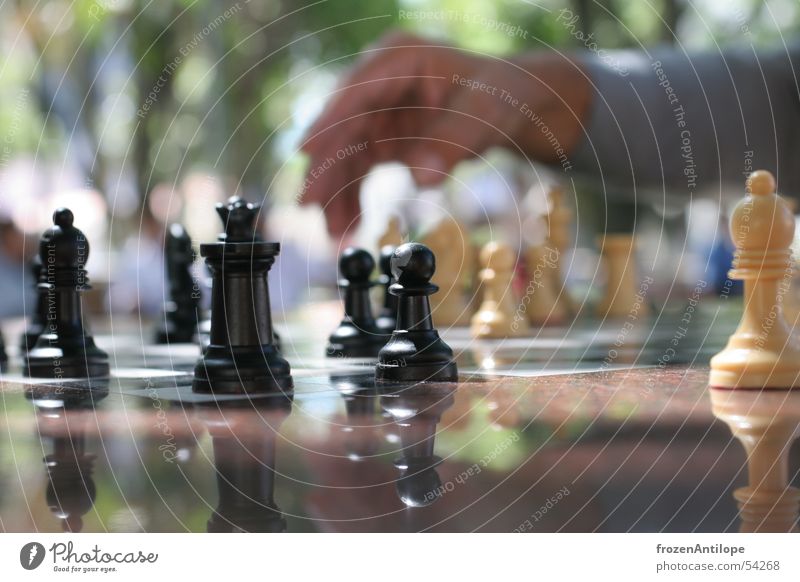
left=596, top=234, right=650, bottom=319
left=546, top=185, right=573, bottom=316
left=710, top=170, right=800, bottom=389
left=523, top=244, right=566, bottom=326
left=421, top=217, right=470, bottom=326
left=471, top=242, right=527, bottom=338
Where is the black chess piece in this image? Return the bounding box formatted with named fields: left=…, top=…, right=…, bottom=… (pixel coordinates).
left=382, top=383, right=456, bottom=507
left=200, top=399, right=292, bottom=532
left=375, top=245, right=398, bottom=334
left=192, top=196, right=292, bottom=394
left=20, top=254, right=48, bottom=355
left=26, top=209, right=109, bottom=378
left=155, top=223, right=202, bottom=344
left=196, top=197, right=282, bottom=350
left=375, top=243, right=458, bottom=383
left=326, top=247, right=386, bottom=358
left=0, top=325, right=6, bottom=371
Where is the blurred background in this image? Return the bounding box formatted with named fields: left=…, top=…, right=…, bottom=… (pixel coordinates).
left=0, top=0, right=797, bottom=318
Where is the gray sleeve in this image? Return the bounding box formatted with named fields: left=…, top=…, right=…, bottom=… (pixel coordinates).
left=570, top=42, right=800, bottom=200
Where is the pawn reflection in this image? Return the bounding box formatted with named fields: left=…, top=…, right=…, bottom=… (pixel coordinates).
left=28, top=384, right=108, bottom=532
left=332, top=374, right=385, bottom=461
left=197, top=397, right=292, bottom=532
left=380, top=383, right=456, bottom=507
left=710, top=388, right=800, bottom=532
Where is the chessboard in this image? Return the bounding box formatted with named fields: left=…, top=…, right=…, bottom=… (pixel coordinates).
left=1, top=178, right=798, bottom=534
left=0, top=296, right=739, bottom=406
left=3, top=297, right=786, bottom=534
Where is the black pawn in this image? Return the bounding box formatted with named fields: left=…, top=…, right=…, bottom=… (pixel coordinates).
left=155, top=224, right=202, bottom=344
left=20, top=254, right=47, bottom=355
left=26, top=209, right=109, bottom=378
left=375, top=245, right=398, bottom=334
left=375, top=243, right=458, bottom=383
left=192, top=196, right=292, bottom=394
left=326, top=248, right=386, bottom=358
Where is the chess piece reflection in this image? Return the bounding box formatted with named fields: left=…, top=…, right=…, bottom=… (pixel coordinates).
left=333, top=374, right=385, bottom=460
left=198, top=398, right=292, bottom=532
left=29, top=385, right=108, bottom=532
left=710, top=388, right=800, bottom=532
left=381, top=384, right=456, bottom=507
left=710, top=170, right=800, bottom=388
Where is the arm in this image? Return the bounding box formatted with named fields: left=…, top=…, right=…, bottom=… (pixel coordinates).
left=571, top=43, right=800, bottom=197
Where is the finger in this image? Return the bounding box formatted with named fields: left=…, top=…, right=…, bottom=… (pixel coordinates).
left=400, top=104, right=490, bottom=187
left=324, top=168, right=363, bottom=239
left=303, top=34, right=443, bottom=155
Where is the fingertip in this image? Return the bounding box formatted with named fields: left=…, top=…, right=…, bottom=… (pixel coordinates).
left=406, top=152, right=450, bottom=187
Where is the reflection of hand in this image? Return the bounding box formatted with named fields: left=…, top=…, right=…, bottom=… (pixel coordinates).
left=300, top=31, right=591, bottom=237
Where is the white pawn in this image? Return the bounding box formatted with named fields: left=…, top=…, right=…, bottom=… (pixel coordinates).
left=421, top=216, right=470, bottom=326
left=523, top=244, right=566, bottom=326
left=546, top=185, right=573, bottom=316
left=596, top=234, right=650, bottom=319
left=471, top=242, right=527, bottom=339
left=710, top=170, right=800, bottom=389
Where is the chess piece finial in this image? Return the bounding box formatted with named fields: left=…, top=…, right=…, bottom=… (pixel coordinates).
left=26, top=208, right=109, bottom=378
left=710, top=388, right=800, bottom=532
left=326, top=248, right=386, bottom=358
left=471, top=241, right=526, bottom=338
left=376, top=242, right=458, bottom=383
left=710, top=170, right=800, bottom=388
left=216, top=195, right=262, bottom=243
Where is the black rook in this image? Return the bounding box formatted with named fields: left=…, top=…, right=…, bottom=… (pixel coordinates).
left=192, top=196, right=292, bottom=394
